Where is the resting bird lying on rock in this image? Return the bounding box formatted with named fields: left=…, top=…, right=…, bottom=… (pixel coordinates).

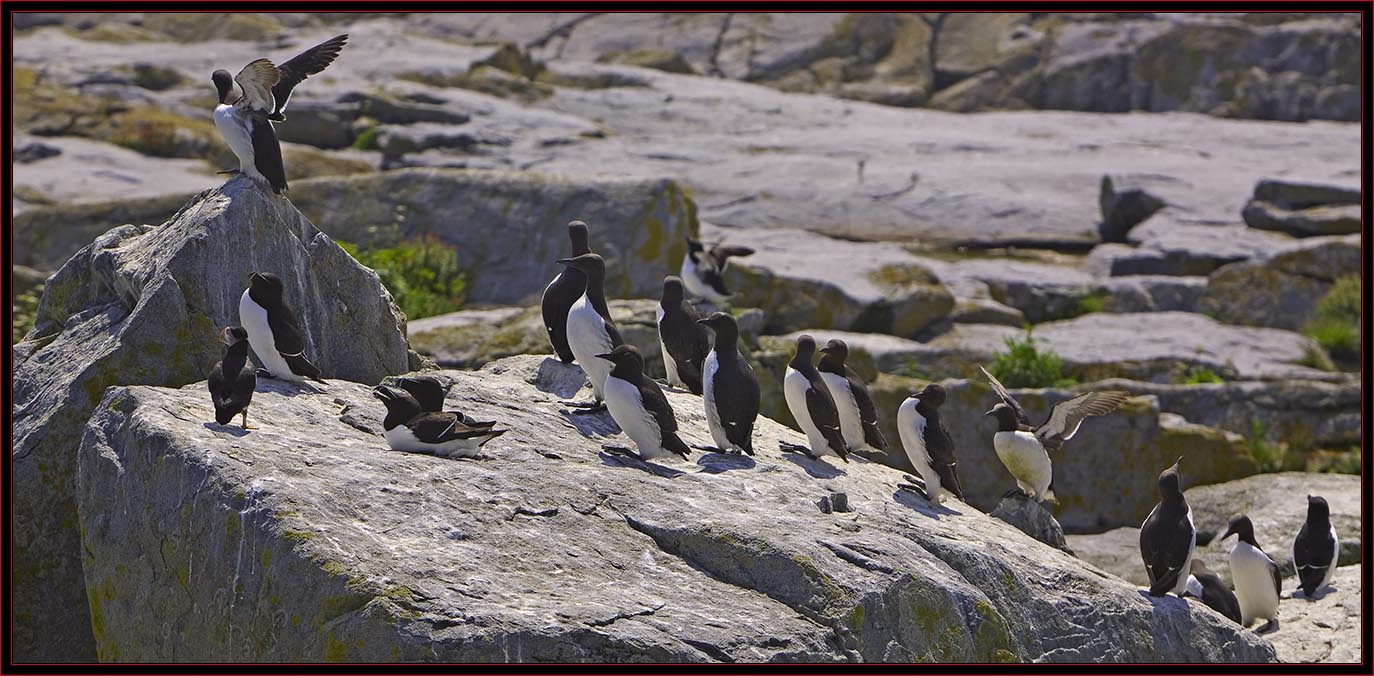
left=372, top=385, right=505, bottom=458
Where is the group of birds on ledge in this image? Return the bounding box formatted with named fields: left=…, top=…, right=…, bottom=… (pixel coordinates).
left=201, top=34, right=1338, bottom=636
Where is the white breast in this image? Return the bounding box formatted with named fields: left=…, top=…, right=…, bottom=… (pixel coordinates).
left=680, top=255, right=725, bottom=304
left=702, top=351, right=730, bottom=450
left=656, top=304, right=683, bottom=388
left=1322, top=526, right=1339, bottom=589
left=565, top=294, right=614, bottom=400
left=603, top=375, right=668, bottom=459
left=239, top=289, right=300, bottom=381
left=992, top=430, right=1053, bottom=500
left=784, top=367, right=834, bottom=457
left=821, top=372, right=864, bottom=451
left=897, top=397, right=939, bottom=494
left=382, top=424, right=482, bottom=458
left=1184, top=574, right=1203, bottom=598
left=213, top=104, right=261, bottom=179
left=1229, top=540, right=1280, bottom=626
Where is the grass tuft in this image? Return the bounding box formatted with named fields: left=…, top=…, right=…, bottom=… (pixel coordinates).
left=988, top=326, right=1076, bottom=389
left=339, top=235, right=466, bottom=320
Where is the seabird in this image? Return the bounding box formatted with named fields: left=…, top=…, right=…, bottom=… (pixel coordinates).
left=207, top=326, right=257, bottom=429
left=657, top=275, right=711, bottom=394
left=680, top=236, right=754, bottom=304
left=596, top=345, right=691, bottom=461
left=1293, top=494, right=1339, bottom=599
left=816, top=339, right=887, bottom=452
left=211, top=34, right=348, bottom=194
left=1221, top=513, right=1282, bottom=631
left=372, top=385, right=506, bottom=458
left=697, top=312, right=760, bottom=455
left=541, top=220, right=590, bottom=364
left=238, top=272, right=325, bottom=384
left=557, top=252, right=623, bottom=412
left=387, top=374, right=498, bottom=428
left=981, top=365, right=1128, bottom=502
left=1139, top=457, right=1196, bottom=597
left=780, top=335, right=848, bottom=462
left=896, top=383, right=964, bottom=504
left=1183, top=560, right=1243, bottom=625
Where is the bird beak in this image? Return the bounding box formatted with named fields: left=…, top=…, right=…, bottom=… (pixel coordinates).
left=594, top=352, right=615, bottom=361
left=218, top=327, right=229, bottom=343
left=1171, top=456, right=1183, bottom=471
left=1220, top=526, right=1236, bottom=541
left=983, top=409, right=995, bottom=417
left=556, top=257, right=573, bottom=265
left=371, top=386, right=392, bottom=401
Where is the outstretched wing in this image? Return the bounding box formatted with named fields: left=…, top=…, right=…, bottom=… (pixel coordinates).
left=234, top=58, right=280, bottom=113
left=1036, top=390, right=1130, bottom=453
left=271, top=34, right=348, bottom=118
left=710, top=244, right=755, bottom=271
left=979, top=364, right=1030, bottom=426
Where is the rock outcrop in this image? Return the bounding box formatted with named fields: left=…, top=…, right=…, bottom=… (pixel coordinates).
left=12, top=175, right=411, bottom=661
left=1199, top=234, right=1360, bottom=331
left=1242, top=179, right=1362, bottom=237
left=77, top=355, right=1275, bottom=662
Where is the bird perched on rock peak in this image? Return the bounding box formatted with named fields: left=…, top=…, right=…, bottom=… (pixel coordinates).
left=1140, top=457, right=1196, bottom=597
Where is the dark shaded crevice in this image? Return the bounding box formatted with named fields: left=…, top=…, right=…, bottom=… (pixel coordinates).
left=706, top=14, right=733, bottom=77
left=584, top=602, right=665, bottom=628
left=681, top=636, right=737, bottom=663
left=820, top=541, right=895, bottom=574
left=525, top=13, right=603, bottom=52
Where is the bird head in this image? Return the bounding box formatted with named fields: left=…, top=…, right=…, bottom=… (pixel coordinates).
left=211, top=69, right=234, bottom=104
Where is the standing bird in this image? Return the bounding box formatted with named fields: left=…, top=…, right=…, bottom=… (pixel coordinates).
left=697, top=312, right=760, bottom=455
left=239, top=272, right=325, bottom=384
left=780, top=335, right=848, bottom=462
left=657, top=276, right=711, bottom=394
left=1221, top=513, right=1282, bottom=631
left=558, top=253, right=623, bottom=411
left=541, top=220, right=590, bottom=363
left=1139, top=457, right=1196, bottom=597
left=1183, top=560, right=1243, bottom=625
left=372, top=385, right=505, bottom=458
left=207, top=326, right=257, bottom=429
left=211, top=34, right=349, bottom=194
left=680, top=236, right=754, bottom=304
left=981, top=365, right=1129, bottom=502
left=816, top=339, right=887, bottom=452
left=896, top=383, right=963, bottom=503
left=596, top=345, right=691, bottom=461
left=1293, top=494, right=1339, bottom=599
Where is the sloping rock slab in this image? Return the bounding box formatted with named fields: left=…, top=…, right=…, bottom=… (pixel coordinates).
left=1200, top=234, right=1360, bottom=330
left=12, top=175, right=410, bottom=661
left=76, top=355, right=1273, bottom=663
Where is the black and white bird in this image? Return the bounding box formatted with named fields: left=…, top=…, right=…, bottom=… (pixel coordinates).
left=541, top=220, right=590, bottom=364
left=211, top=34, right=348, bottom=194
left=1293, top=494, right=1339, bottom=599
left=372, top=384, right=505, bottom=458
left=697, top=312, right=760, bottom=455
left=386, top=374, right=497, bottom=428
left=1139, top=457, right=1196, bottom=597
left=239, top=272, right=325, bottom=384
left=596, top=345, right=691, bottom=461
left=896, top=383, right=964, bottom=504
left=816, top=339, right=886, bottom=453
left=1183, top=559, right=1243, bottom=625
left=1221, top=513, right=1282, bottom=631
left=657, top=276, right=711, bottom=394
left=981, top=365, right=1128, bottom=502
left=680, top=236, right=754, bottom=304
left=780, top=335, right=848, bottom=462
left=557, top=253, right=623, bottom=411
left=207, top=326, right=257, bottom=429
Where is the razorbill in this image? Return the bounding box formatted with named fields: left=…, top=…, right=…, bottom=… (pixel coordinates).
left=239, top=272, right=325, bottom=383
left=1139, top=457, right=1196, bottom=597
left=680, top=236, right=754, bottom=304
left=596, top=345, right=691, bottom=461
left=697, top=312, right=760, bottom=455
left=981, top=365, right=1129, bottom=502
left=896, top=383, right=964, bottom=504
left=1183, top=560, right=1242, bottom=625
left=657, top=275, right=711, bottom=394
left=541, top=220, right=590, bottom=363
left=207, top=326, right=257, bottom=429
left=1293, top=494, right=1339, bottom=598
left=1221, top=513, right=1282, bottom=631
left=211, top=34, right=348, bottom=194
left=390, top=374, right=450, bottom=413
left=780, top=335, right=848, bottom=462
left=557, top=252, right=624, bottom=411
left=372, top=385, right=505, bottom=458
left=816, top=339, right=887, bottom=452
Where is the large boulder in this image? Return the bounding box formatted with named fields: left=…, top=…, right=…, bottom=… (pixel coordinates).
left=76, top=354, right=1274, bottom=662
left=12, top=175, right=411, bottom=661
left=1266, top=564, right=1361, bottom=663
left=1199, top=234, right=1360, bottom=330
left=287, top=168, right=697, bottom=305
left=1242, top=179, right=1362, bottom=237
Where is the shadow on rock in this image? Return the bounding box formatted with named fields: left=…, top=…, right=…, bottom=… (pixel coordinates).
left=202, top=422, right=251, bottom=438
left=598, top=450, right=686, bottom=479
left=559, top=407, right=620, bottom=437
left=893, top=489, right=958, bottom=519
left=532, top=357, right=589, bottom=399
left=782, top=452, right=846, bottom=479
left=695, top=452, right=756, bottom=474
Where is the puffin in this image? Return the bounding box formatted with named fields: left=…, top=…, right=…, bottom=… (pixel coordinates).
left=207, top=326, right=257, bottom=429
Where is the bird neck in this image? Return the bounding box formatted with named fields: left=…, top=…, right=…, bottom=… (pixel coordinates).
left=583, top=277, right=612, bottom=320
left=816, top=353, right=844, bottom=376
left=608, top=361, right=642, bottom=382
left=222, top=340, right=249, bottom=375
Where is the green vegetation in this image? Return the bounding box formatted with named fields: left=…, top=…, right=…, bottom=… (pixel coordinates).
left=1309, top=446, right=1361, bottom=475
left=338, top=235, right=466, bottom=320
left=1075, top=293, right=1108, bottom=316
left=988, top=326, right=1076, bottom=389
left=13, top=291, right=41, bottom=343
left=1302, top=275, right=1360, bottom=367
left=1174, top=365, right=1222, bottom=385
left=350, top=126, right=380, bottom=151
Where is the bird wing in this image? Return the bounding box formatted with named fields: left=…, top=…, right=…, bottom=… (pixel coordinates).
left=603, top=316, right=625, bottom=348
left=270, top=34, right=348, bottom=118
left=1036, top=390, right=1130, bottom=453
left=1142, top=507, right=1194, bottom=595
left=979, top=365, right=1031, bottom=426
left=714, top=359, right=761, bottom=454
left=1267, top=553, right=1283, bottom=598
left=806, top=379, right=849, bottom=460
left=845, top=366, right=886, bottom=450
left=208, top=362, right=228, bottom=409
left=710, top=244, right=755, bottom=271
left=233, top=58, right=280, bottom=113
left=408, top=412, right=494, bottom=444
left=928, top=417, right=964, bottom=499
left=636, top=377, right=679, bottom=435
left=229, top=364, right=257, bottom=409
left=249, top=113, right=288, bottom=193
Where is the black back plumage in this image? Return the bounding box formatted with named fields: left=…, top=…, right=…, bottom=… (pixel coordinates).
left=268, top=34, right=348, bottom=121
left=208, top=328, right=256, bottom=425
left=373, top=385, right=505, bottom=445
left=817, top=340, right=887, bottom=450
left=249, top=111, right=288, bottom=194
left=542, top=221, right=590, bottom=363
left=658, top=277, right=711, bottom=394
left=1294, top=495, right=1337, bottom=596
left=1140, top=458, right=1195, bottom=596
left=248, top=273, right=324, bottom=382
left=914, top=385, right=962, bottom=500
left=1189, top=561, right=1242, bottom=624
left=790, top=337, right=847, bottom=460
left=699, top=313, right=760, bottom=455
left=603, top=345, right=690, bottom=459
